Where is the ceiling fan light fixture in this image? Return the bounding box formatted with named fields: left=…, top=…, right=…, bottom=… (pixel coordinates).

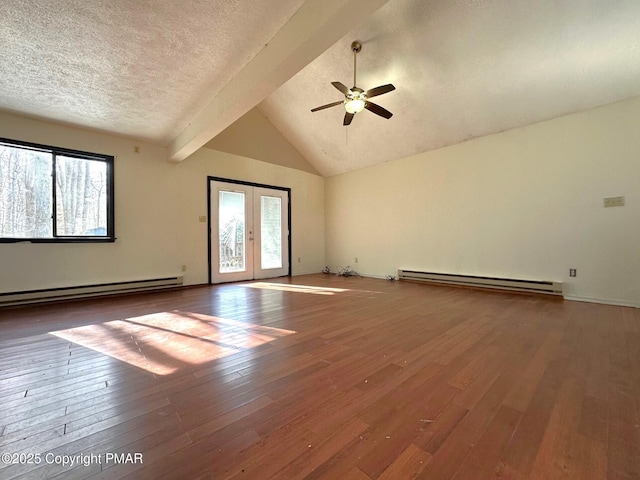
left=310, top=40, right=395, bottom=124
left=345, top=98, right=365, bottom=113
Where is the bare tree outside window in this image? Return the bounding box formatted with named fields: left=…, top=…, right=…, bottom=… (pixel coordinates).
left=0, top=138, right=113, bottom=242
left=55, top=156, right=107, bottom=236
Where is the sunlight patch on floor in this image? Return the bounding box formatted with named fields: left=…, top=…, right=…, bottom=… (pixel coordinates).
left=243, top=282, right=350, bottom=295
left=50, top=311, right=296, bottom=375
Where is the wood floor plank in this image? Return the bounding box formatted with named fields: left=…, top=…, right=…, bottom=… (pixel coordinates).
left=20, top=410, right=184, bottom=480
left=528, top=375, right=588, bottom=479
left=499, top=355, right=571, bottom=478
left=341, top=467, right=373, bottom=480
left=0, top=274, right=637, bottom=479
left=356, top=410, right=423, bottom=479
left=412, top=400, right=469, bottom=454
left=502, top=329, right=563, bottom=412
left=377, top=443, right=431, bottom=479
left=417, top=342, right=534, bottom=479
left=450, top=404, right=522, bottom=480
left=268, top=417, right=370, bottom=480
left=153, top=430, right=259, bottom=480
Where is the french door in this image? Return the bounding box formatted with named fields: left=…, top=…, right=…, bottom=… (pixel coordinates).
left=209, top=179, right=289, bottom=283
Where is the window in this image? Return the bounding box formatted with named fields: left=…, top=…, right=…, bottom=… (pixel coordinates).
left=0, top=137, right=114, bottom=242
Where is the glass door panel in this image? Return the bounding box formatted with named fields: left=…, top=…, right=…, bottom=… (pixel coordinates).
left=219, top=190, right=246, bottom=273
left=210, top=182, right=254, bottom=283
left=260, top=196, right=282, bottom=270
left=253, top=187, right=289, bottom=279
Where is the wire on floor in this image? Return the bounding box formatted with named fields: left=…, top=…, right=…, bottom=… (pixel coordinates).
left=336, top=266, right=361, bottom=277
left=322, top=265, right=362, bottom=277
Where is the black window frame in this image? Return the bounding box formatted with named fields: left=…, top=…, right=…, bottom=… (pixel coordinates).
left=0, top=137, right=115, bottom=243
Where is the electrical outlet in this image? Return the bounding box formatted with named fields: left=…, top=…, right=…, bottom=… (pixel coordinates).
left=181, top=265, right=187, bottom=272
left=297, top=257, right=301, bottom=263
left=355, top=257, right=358, bottom=263
left=199, top=216, right=207, bottom=222
left=603, top=196, right=625, bottom=207
left=569, top=268, right=576, bottom=277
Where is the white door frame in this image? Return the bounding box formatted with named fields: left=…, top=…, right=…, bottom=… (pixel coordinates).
left=208, top=177, right=291, bottom=284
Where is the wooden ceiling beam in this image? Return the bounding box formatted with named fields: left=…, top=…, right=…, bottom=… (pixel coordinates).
left=168, top=0, right=389, bottom=162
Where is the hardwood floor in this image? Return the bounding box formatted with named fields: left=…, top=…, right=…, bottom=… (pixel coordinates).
left=0, top=274, right=638, bottom=479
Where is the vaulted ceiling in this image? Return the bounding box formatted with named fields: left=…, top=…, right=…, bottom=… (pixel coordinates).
left=2, top=0, right=640, bottom=177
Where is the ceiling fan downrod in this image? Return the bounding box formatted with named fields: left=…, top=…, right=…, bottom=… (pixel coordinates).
left=352, top=41, right=361, bottom=88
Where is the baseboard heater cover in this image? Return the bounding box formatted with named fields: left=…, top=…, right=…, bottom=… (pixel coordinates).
left=0, top=277, right=184, bottom=307
left=397, top=270, right=562, bottom=296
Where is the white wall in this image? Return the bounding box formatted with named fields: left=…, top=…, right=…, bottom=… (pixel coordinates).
left=326, top=96, right=640, bottom=307
left=4, top=95, right=639, bottom=306
left=204, top=107, right=320, bottom=175
left=0, top=112, right=325, bottom=293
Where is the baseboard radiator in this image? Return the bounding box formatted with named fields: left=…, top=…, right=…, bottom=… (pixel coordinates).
left=0, top=277, right=184, bottom=307
left=397, top=269, right=562, bottom=296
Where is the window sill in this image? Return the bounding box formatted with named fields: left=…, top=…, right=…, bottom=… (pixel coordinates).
left=0, top=237, right=116, bottom=244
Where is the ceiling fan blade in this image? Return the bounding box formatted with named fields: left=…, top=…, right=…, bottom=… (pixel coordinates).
left=311, top=100, right=344, bottom=112
left=364, top=84, right=395, bottom=99
left=343, top=112, right=355, bottom=126
left=364, top=101, right=393, bottom=119
left=331, top=81, right=350, bottom=95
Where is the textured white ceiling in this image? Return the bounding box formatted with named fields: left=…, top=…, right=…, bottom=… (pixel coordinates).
left=2, top=0, right=640, bottom=177
left=0, top=0, right=305, bottom=143
left=260, top=0, right=640, bottom=176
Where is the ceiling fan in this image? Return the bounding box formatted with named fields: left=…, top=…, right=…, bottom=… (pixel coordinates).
left=311, top=41, right=395, bottom=126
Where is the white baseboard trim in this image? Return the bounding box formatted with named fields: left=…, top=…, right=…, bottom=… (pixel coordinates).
left=306, top=273, right=640, bottom=308
left=0, top=277, right=184, bottom=307
left=564, top=295, right=640, bottom=308
left=293, top=269, right=327, bottom=276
